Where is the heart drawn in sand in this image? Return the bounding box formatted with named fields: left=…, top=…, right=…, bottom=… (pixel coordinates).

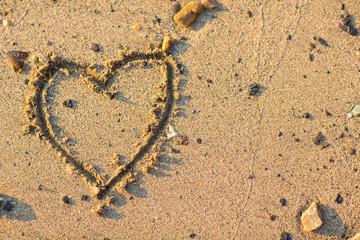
left=24, top=49, right=180, bottom=199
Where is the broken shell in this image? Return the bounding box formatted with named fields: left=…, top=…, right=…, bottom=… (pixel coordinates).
left=2, top=18, right=10, bottom=27
left=301, top=201, right=323, bottom=232
left=7, top=51, right=30, bottom=73
left=174, top=1, right=205, bottom=28
left=167, top=124, right=180, bottom=139
left=161, top=36, right=173, bottom=52
left=201, top=0, right=218, bottom=9
left=350, top=104, right=360, bottom=117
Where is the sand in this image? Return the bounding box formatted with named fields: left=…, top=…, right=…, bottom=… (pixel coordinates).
left=0, top=0, right=360, bottom=239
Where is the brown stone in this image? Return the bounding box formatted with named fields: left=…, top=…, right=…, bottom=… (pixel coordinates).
left=174, top=1, right=205, bottom=28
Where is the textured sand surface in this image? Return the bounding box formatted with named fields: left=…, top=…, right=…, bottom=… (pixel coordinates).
left=0, top=0, right=360, bottom=239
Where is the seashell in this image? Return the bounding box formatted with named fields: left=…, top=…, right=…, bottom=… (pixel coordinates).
left=174, top=1, right=205, bottom=28
left=167, top=124, right=180, bottom=139
left=350, top=104, right=360, bottom=117
left=301, top=201, right=323, bottom=232
left=7, top=51, right=30, bottom=73
left=201, top=0, right=218, bottom=9
left=161, top=36, right=173, bottom=52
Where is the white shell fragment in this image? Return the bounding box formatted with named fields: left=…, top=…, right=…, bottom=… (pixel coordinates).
left=301, top=201, right=323, bottom=232
left=350, top=104, right=360, bottom=117
left=167, top=124, right=180, bottom=139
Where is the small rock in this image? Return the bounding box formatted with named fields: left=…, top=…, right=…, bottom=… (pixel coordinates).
left=201, top=0, right=218, bottom=9
left=247, top=11, right=253, bottom=18
left=248, top=83, right=261, bottom=96
left=280, top=231, right=291, bottom=240
left=90, top=43, right=100, bottom=52
left=81, top=195, right=89, bottom=201
left=3, top=201, right=14, bottom=212
left=167, top=125, right=180, bottom=139
left=317, top=37, right=330, bottom=47
left=62, top=195, right=70, bottom=204
left=280, top=198, right=287, bottom=206
left=63, top=99, right=73, bottom=108
left=335, top=193, right=344, bottom=204
left=313, top=132, right=324, bottom=145
left=174, top=1, right=205, bottom=28
left=161, top=36, right=173, bottom=52
left=301, top=201, right=323, bottom=232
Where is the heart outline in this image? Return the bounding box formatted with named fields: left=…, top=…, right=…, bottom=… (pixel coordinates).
left=24, top=48, right=179, bottom=199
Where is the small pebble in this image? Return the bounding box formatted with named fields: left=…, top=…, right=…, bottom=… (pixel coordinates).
left=3, top=201, right=14, bottom=212
left=196, top=138, right=202, bottom=144
left=174, top=1, right=205, bottom=28
left=189, top=233, right=197, bottom=238
left=304, top=113, right=311, bottom=119
left=132, top=24, right=140, bottom=31
left=280, top=198, right=287, bottom=206
left=90, top=43, right=100, bottom=52
left=81, top=195, right=89, bottom=201
left=63, top=99, right=74, bottom=108
left=248, top=83, right=261, bottom=96
left=317, top=37, right=330, bottom=47
left=247, top=11, right=253, bottom=17
left=335, top=193, right=344, bottom=204
left=62, top=195, right=70, bottom=204
left=201, top=0, right=218, bottom=9
left=280, top=231, right=291, bottom=240
left=301, top=201, right=323, bottom=232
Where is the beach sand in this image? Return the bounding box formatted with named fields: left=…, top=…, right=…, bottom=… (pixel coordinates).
left=0, top=0, right=360, bottom=239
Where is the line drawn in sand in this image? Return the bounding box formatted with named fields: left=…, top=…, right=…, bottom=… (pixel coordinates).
left=23, top=48, right=181, bottom=201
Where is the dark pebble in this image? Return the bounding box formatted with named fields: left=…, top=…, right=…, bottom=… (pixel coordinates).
left=295, top=138, right=300, bottom=142
left=304, top=112, right=311, bottom=119
left=278, top=132, right=283, bottom=137
left=287, top=35, right=292, bottom=40
left=63, top=99, right=73, bottom=108
left=91, top=43, right=100, bottom=52
left=350, top=148, right=356, bottom=155
left=280, top=198, right=287, bottom=206
left=180, top=37, right=188, bottom=41
left=94, top=9, right=101, bottom=14
left=280, top=231, right=291, bottom=240
left=325, top=110, right=332, bottom=116
left=24, top=79, right=29, bottom=84
left=335, top=193, right=344, bottom=204
left=317, top=37, right=330, bottom=47
left=248, top=83, right=261, bottom=96
left=62, top=195, right=70, bottom=204
left=197, top=138, right=202, bottom=144
left=81, top=195, right=89, bottom=201
left=3, top=201, right=14, bottom=212
left=341, top=3, right=345, bottom=10
left=309, top=54, right=314, bottom=61
left=177, top=63, right=184, bottom=74
left=313, top=132, right=324, bottom=145
left=189, top=233, right=197, bottom=238
left=247, top=11, right=253, bottom=18
left=349, top=26, right=359, bottom=36
left=154, top=16, right=161, bottom=24
left=270, top=214, right=276, bottom=220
